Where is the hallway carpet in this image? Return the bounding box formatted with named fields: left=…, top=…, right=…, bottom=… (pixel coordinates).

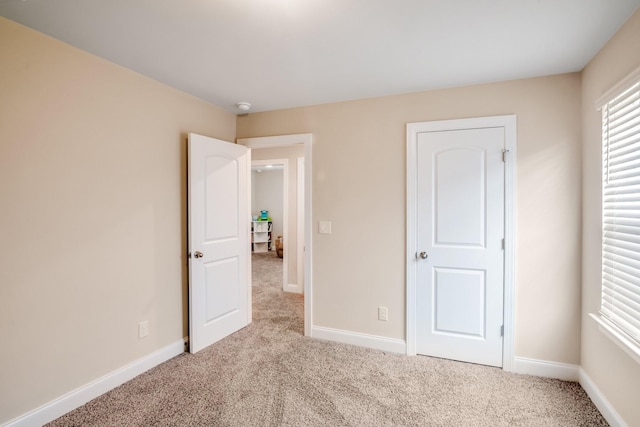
left=48, top=251, right=607, bottom=426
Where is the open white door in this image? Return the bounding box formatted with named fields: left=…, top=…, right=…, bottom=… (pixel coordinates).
left=188, top=133, right=251, bottom=354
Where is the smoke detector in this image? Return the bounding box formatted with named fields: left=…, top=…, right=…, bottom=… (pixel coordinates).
left=237, top=102, right=251, bottom=112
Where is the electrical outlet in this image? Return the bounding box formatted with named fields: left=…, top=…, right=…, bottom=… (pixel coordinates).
left=138, top=321, right=149, bottom=339
left=378, top=306, right=388, bottom=322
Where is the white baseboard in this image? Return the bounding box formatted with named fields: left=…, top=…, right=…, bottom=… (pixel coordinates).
left=512, top=356, right=579, bottom=381
left=579, top=368, right=627, bottom=427
left=311, top=326, right=406, bottom=354
left=4, top=338, right=185, bottom=427
left=284, top=283, right=302, bottom=293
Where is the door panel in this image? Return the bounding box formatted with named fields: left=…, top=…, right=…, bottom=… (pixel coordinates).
left=416, top=127, right=504, bottom=367
left=435, top=148, right=486, bottom=247
left=205, top=257, right=239, bottom=321
left=434, top=268, right=485, bottom=337
left=188, top=133, right=251, bottom=354
left=205, top=156, right=239, bottom=240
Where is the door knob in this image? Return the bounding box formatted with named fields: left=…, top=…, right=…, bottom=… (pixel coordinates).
left=417, top=251, right=428, bottom=260
left=194, top=251, right=204, bottom=259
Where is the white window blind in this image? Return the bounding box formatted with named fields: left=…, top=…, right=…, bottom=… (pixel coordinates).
left=601, top=77, right=640, bottom=346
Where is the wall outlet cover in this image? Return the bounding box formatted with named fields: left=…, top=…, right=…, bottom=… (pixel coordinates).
left=319, top=221, right=332, bottom=234
left=138, top=321, right=149, bottom=339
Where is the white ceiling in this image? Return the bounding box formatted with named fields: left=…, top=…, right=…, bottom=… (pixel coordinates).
left=1, top=0, right=639, bottom=114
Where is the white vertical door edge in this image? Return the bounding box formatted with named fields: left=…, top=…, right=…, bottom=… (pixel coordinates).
left=303, top=136, right=313, bottom=337
left=502, top=116, right=517, bottom=372
left=238, top=134, right=313, bottom=336
left=406, top=115, right=516, bottom=371
left=297, top=157, right=305, bottom=293
left=252, top=158, right=290, bottom=291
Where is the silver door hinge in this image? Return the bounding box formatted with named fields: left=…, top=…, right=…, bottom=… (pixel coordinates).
left=502, top=149, right=510, bottom=162
left=501, top=238, right=505, bottom=250
left=500, top=325, right=504, bottom=337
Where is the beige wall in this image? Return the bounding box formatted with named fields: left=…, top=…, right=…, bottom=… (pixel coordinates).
left=8, top=6, right=640, bottom=424
left=0, top=17, right=236, bottom=423
left=581, top=8, right=640, bottom=426
left=237, top=73, right=583, bottom=364
left=253, top=170, right=284, bottom=239
left=251, top=145, right=305, bottom=287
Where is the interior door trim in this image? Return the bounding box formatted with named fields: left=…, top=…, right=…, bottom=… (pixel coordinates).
left=237, top=133, right=313, bottom=337
left=406, top=116, right=517, bottom=372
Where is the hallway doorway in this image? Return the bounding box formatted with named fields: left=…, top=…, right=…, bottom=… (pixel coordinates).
left=239, top=133, right=312, bottom=336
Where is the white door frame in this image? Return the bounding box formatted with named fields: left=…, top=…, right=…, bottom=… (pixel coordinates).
left=297, top=157, right=305, bottom=290
left=406, top=115, right=516, bottom=371
left=251, top=158, right=292, bottom=292
left=238, top=133, right=313, bottom=337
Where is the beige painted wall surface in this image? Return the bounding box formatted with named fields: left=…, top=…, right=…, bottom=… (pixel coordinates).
left=237, top=73, right=583, bottom=364
left=0, top=17, right=235, bottom=423
left=253, top=169, right=284, bottom=239
left=251, top=145, right=305, bottom=286
left=581, top=8, right=640, bottom=426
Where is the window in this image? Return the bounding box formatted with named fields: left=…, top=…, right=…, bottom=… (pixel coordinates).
left=599, top=72, right=640, bottom=354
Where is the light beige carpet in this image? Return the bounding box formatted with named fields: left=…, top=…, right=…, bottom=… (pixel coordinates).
left=48, top=251, right=607, bottom=426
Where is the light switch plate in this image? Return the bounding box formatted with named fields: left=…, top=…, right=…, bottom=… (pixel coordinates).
left=319, top=221, right=332, bottom=234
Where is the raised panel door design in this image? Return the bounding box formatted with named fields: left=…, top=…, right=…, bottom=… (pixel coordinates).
left=433, top=268, right=485, bottom=337
left=205, top=257, right=239, bottom=322
left=188, top=133, right=250, bottom=354
left=434, top=148, right=486, bottom=248
left=205, top=156, right=238, bottom=242
left=416, top=126, right=504, bottom=367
